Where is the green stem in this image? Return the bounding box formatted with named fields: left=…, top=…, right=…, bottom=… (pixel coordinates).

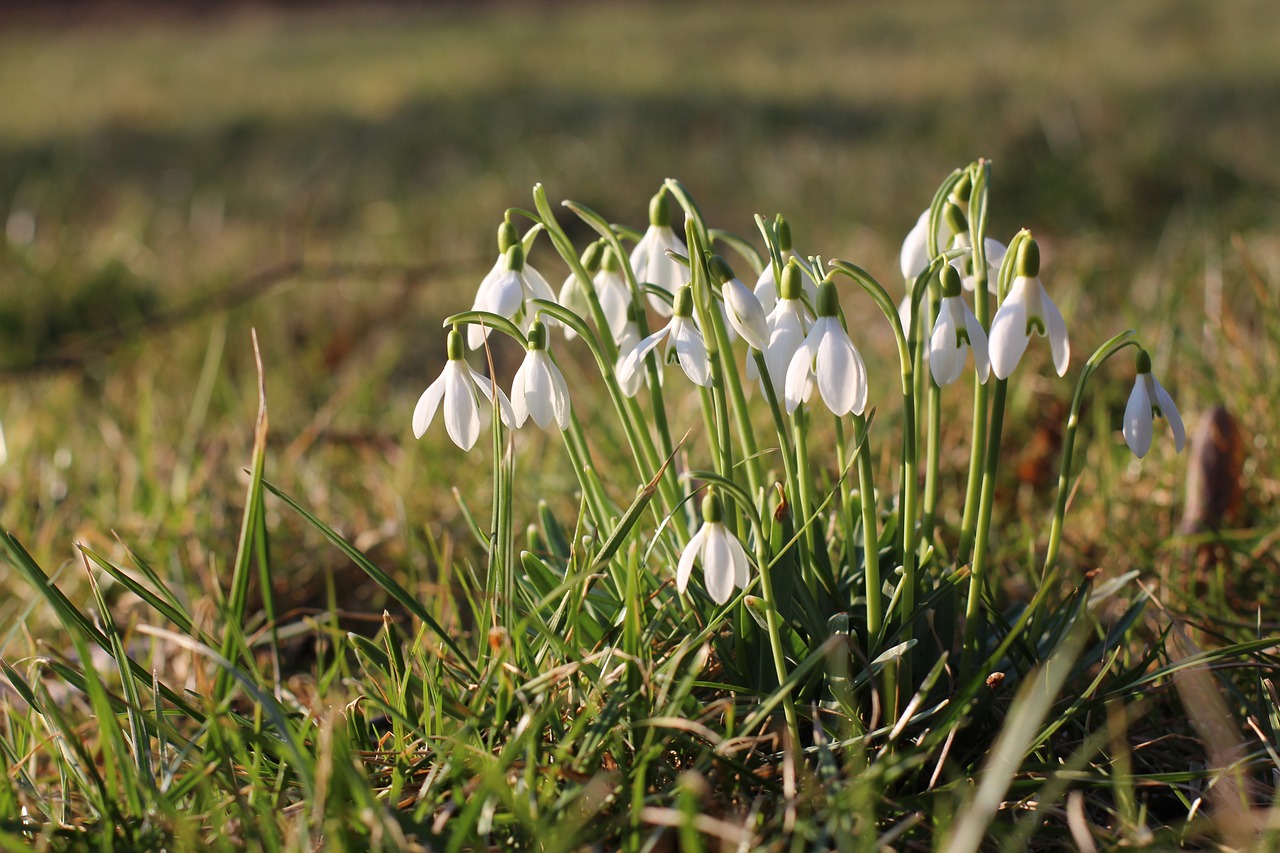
left=1042, top=332, right=1138, bottom=577
left=961, top=377, right=1006, bottom=675
left=850, top=414, right=881, bottom=641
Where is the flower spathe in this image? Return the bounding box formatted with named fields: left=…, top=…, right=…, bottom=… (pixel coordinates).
left=1123, top=350, right=1184, bottom=458
left=616, top=285, right=711, bottom=389
left=785, top=281, right=868, bottom=417
left=511, top=321, right=571, bottom=431
left=988, top=237, right=1069, bottom=379
left=929, top=265, right=990, bottom=386
left=677, top=493, right=751, bottom=605
left=414, top=329, right=516, bottom=451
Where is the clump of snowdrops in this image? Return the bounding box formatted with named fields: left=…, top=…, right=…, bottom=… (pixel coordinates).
left=414, top=161, right=1183, bottom=750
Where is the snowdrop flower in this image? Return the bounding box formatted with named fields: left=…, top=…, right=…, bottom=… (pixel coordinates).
left=677, top=491, right=751, bottom=605
left=629, top=191, right=687, bottom=316
left=557, top=242, right=603, bottom=341
left=616, top=285, right=710, bottom=388
left=414, top=329, right=515, bottom=451
left=929, top=265, right=990, bottom=386
left=510, top=320, right=571, bottom=431
left=1123, top=349, right=1185, bottom=458
left=785, top=279, right=868, bottom=417
left=753, top=218, right=816, bottom=312
left=749, top=260, right=813, bottom=397
left=613, top=311, right=648, bottom=397
left=951, top=231, right=1006, bottom=295
left=709, top=255, right=768, bottom=351
left=594, top=247, right=633, bottom=342
left=467, top=242, right=558, bottom=349
left=989, top=237, right=1069, bottom=380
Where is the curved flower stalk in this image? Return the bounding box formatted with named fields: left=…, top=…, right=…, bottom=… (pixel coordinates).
left=929, top=264, right=990, bottom=386
left=677, top=491, right=751, bottom=604
left=413, top=328, right=515, bottom=451
left=1123, top=349, right=1185, bottom=458
left=989, top=237, right=1069, bottom=379
left=630, top=190, right=687, bottom=316
left=616, top=285, right=711, bottom=389
left=785, top=279, right=868, bottom=417
left=753, top=218, right=816, bottom=312
left=749, top=260, right=813, bottom=396
left=511, top=320, right=571, bottom=431
left=467, top=242, right=558, bottom=349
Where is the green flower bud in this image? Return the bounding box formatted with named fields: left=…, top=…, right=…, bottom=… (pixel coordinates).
left=1135, top=347, right=1152, bottom=375
left=708, top=254, right=735, bottom=286
left=446, top=328, right=465, bottom=360
left=649, top=191, right=671, bottom=228
left=780, top=260, right=805, bottom=300
left=505, top=243, right=526, bottom=273
left=816, top=278, right=840, bottom=317
left=952, top=172, right=972, bottom=204
left=580, top=241, right=604, bottom=274
left=527, top=319, right=548, bottom=351
left=944, top=202, right=968, bottom=237
left=672, top=284, right=694, bottom=317
left=777, top=216, right=793, bottom=252
left=701, top=490, right=724, bottom=524
left=1015, top=237, right=1040, bottom=278
left=497, top=219, right=519, bottom=253
left=939, top=263, right=963, bottom=298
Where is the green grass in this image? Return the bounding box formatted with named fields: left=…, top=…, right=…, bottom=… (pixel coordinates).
left=1, top=1, right=1279, bottom=849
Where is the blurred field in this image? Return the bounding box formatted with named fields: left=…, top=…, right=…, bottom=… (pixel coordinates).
left=1, top=0, right=1278, bottom=624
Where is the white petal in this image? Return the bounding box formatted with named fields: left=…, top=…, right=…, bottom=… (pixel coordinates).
left=1153, top=377, right=1185, bottom=453
left=671, top=319, right=712, bottom=387
left=1123, top=377, right=1153, bottom=458
left=814, top=319, right=861, bottom=416
left=753, top=264, right=778, bottom=314
left=549, top=360, right=572, bottom=430
left=595, top=271, right=631, bottom=341
left=784, top=339, right=817, bottom=413
left=469, top=367, right=515, bottom=429
left=703, top=524, right=735, bottom=604
left=962, top=301, right=991, bottom=383
left=617, top=325, right=670, bottom=388
left=510, top=358, right=533, bottom=427
left=443, top=364, right=481, bottom=450
left=988, top=279, right=1031, bottom=380
left=727, top=533, right=751, bottom=591
left=724, top=278, right=769, bottom=351
left=522, top=353, right=556, bottom=429
left=676, top=525, right=707, bottom=594
left=1040, top=286, right=1070, bottom=376
left=764, top=304, right=808, bottom=397
left=899, top=210, right=931, bottom=281
left=412, top=370, right=448, bottom=439
left=523, top=264, right=556, bottom=303
left=929, top=306, right=965, bottom=387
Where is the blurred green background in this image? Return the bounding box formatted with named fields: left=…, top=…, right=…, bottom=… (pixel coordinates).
left=1, top=0, right=1277, bottom=620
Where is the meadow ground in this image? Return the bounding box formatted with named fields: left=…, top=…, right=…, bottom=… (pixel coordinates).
left=1, top=1, right=1279, bottom=849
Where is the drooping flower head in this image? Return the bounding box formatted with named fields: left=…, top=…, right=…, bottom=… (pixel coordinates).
left=750, top=259, right=813, bottom=397
left=413, top=328, right=515, bottom=451
left=613, top=303, right=647, bottom=398
left=929, top=264, right=990, bottom=386
left=616, top=285, right=711, bottom=388
left=629, top=190, right=687, bottom=316
left=467, top=228, right=558, bottom=349
left=988, top=236, right=1069, bottom=379
left=594, top=246, right=633, bottom=343
left=677, top=490, right=751, bottom=605
left=709, top=254, right=768, bottom=351
left=1123, top=348, right=1185, bottom=458
left=785, top=278, right=868, bottom=417
left=511, top=319, right=572, bottom=431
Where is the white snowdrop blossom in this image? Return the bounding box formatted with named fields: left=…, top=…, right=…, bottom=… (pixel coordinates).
left=708, top=254, right=769, bottom=351
left=614, top=319, right=647, bottom=397
left=629, top=192, right=687, bottom=316
left=414, top=329, right=516, bottom=451
left=988, top=238, right=1069, bottom=379
left=929, top=266, right=990, bottom=386
left=467, top=243, right=558, bottom=349
left=950, top=231, right=1007, bottom=294
left=677, top=492, right=751, bottom=605
left=616, top=286, right=710, bottom=388
left=785, top=281, right=868, bottom=417
left=1123, top=350, right=1185, bottom=458
left=510, top=321, right=571, bottom=431
left=749, top=261, right=813, bottom=397
left=594, top=250, right=633, bottom=342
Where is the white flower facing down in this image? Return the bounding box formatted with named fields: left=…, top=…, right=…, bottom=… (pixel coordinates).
left=785, top=281, right=868, bottom=417
left=594, top=251, right=633, bottom=342
left=468, top=244, right=557, bottom=349
left=988, top=238, right=1069, bottom=380
left=713, top=258, right=769, bottom=352
left=510, top=320, right=571, bottom=431
left=677, top=493, right=751, bottom=605
left=630, top=192, right=687, bottom=316
left=1123, top=352, right=1185, bottom=458
left=749, top=261, right=813, bottom=397
left=414, top=329, right=516, bottom=451
left=614, top=319, right=647, bottom=397
left=616, top=285, right=711, bottom=389
left=929, top=265, right=990, bottom=386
